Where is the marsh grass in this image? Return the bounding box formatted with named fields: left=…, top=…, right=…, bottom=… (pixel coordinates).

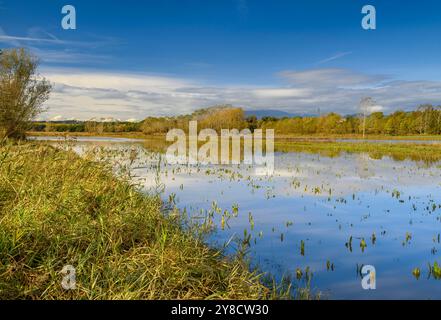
left=275, top=141, right=441, bottom=163
left=139, top=137, right=441, bottom=164
left=0, top=141, right=297, bottom=299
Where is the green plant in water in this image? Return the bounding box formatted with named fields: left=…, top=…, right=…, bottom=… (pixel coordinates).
left=430, top=262, right=441, bottom=280
left=360, top=238, right=367, bottom=252
left=300, top=240, right=305, bottom=256
left=232, top=204, right=239, bottom=217
left=403, top=232, right=412, bottom=246
left=345, top=236, right=353, bottom=252
left=412, top=267, right=421, bottom=280
left=248, top=212, right=254, bottom=231
left=295, top=268, right=303, bottom=280
left=371, top=233, right=376, bottom=245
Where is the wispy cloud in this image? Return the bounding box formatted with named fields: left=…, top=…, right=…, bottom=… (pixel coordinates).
left=29, top=47, right=113, bottom=64
left=0, top=33, right=114, bottom=47
left=0, top=25, right=119, bottom=48
left=316, top=51, right=352, bottom=64
left=0, top=34, right=75, bottom=45
left=279, top=68, right=387, bottom=88
left=0, top=26, right=117, bottom=64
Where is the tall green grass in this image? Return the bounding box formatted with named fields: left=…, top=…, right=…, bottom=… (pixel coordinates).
left=0, top=142, right=281, bottom=299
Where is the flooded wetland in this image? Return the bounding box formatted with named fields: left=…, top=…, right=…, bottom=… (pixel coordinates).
left=36, top=136, right=441, bottom=299
left=4, top=0, right=441, bottom=304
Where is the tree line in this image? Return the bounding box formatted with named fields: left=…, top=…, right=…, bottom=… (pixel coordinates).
left=259, top=105, right=441, bottom=135
left=31, top=104, right=441, bottom=136
left=30, top=105, right=246, bottom=135
left=30, top=121, right=141, bottom=133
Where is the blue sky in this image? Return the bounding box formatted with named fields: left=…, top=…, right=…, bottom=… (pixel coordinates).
left=1, top=0, right=441, bottom=120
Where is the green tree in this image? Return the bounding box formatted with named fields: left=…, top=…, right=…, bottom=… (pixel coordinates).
left=366, top=112, right=384, bottom=134
left=0, top=48, right=51, bottom=139
left=245, top=115, right=258, bottom=132
left=197, top=106, right=245, bottom=132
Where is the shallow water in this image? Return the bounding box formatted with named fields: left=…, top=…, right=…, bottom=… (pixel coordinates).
left=36, top=136, right=441, bottom=299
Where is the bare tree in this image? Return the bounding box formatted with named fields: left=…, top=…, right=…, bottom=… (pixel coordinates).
left=0, top=48, right=51, bottom=140
left=359, top=97, right=376, bottom=139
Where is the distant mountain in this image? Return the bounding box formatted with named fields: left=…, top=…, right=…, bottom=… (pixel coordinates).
left=190, top=106, right=316, bottom=119
left=35, top=118, right=140, bottom=123
left=244, top=109, right=316, bottom=119
left=87, top=117, right=122, bottom=123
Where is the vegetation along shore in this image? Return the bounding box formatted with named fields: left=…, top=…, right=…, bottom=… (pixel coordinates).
left=0, top=141, right=310, bottom=299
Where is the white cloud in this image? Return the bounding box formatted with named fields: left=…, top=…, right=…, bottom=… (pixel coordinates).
left=279, top=68, right=387, bottom=88
left=49, top=115, right=64, bottom=121
left=252, top=88, right=310, bottom=98
left=44, top=69, right=192, bottom=92
left=41, top=68, right=206, bottom=120
left=38, top=67, right=441, bottom=121
left=367, top=105, right=384, bottom=113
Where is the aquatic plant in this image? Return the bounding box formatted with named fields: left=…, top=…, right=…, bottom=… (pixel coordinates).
left=412, top=268, right=421, bottom=280
left=429, top=262, right=441, bottom=280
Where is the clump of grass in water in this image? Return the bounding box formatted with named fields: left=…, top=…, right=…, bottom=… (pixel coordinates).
left=0, top=141, right=316, bottom=299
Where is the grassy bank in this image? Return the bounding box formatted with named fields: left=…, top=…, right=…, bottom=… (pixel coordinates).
left=0, top=142, right=286, bottom=299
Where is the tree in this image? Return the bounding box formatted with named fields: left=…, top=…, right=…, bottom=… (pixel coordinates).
left=197, top=107, right=245, bottom=132
left=366, top=112, right=384, bottom=134
left=359, top=97, right=376, bottom=139
left=245, top=115, right=258, bottom=132
left=0, top=48, right=51, bottom=139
